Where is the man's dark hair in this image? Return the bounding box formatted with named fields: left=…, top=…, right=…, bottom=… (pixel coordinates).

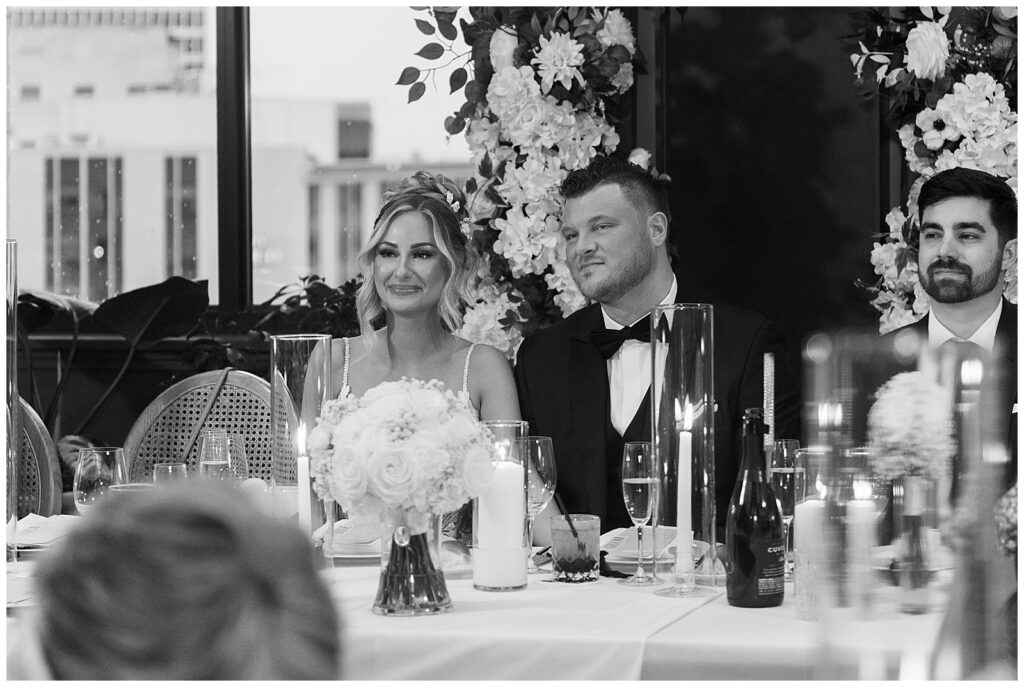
left=560, top=155, right=671, bottom=221
left=918, top=167, right=1017, bottom=246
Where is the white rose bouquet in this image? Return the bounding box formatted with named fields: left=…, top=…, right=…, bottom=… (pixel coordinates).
left=308, top=378, right=496, bottom=521
left=866, top=371, right=954, bottom=480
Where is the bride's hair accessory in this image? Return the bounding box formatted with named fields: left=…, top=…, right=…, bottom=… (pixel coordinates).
left=445, top=191, right=461, bottom=215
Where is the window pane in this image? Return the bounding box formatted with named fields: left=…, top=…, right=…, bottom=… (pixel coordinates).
left=7, top=7, right=219, bottom=302
left=249, top=7, right=473, bottom=301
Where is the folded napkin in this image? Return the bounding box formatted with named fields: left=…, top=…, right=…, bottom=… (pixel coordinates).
left=603, top=526, right=678, bottom=562
left=14, top=514, right=80, bottom=549
left=319, top=519, right=380, bottom=557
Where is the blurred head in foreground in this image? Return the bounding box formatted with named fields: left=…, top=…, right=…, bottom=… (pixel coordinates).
left=33, top=481, right=341, bottom=680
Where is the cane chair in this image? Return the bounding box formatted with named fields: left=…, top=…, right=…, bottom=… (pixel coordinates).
left=16, top=397, right=63, bottom=517
left=123, top=369, right=273, bottom=482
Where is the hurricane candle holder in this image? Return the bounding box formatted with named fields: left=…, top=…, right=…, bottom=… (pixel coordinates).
left=472, top=420, right=528, bottom=591
left=650, top=303, right=717, bottom=597
left=269, top=334, right=333, bottom=553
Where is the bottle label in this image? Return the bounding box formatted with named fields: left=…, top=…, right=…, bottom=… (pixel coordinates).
left=758, top=541, right=786, bottom=594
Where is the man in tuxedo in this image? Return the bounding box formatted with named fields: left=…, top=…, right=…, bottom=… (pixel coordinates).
left=887, top=167, right=1017, bottom=483
left=514, top=157, right=800, bottom=534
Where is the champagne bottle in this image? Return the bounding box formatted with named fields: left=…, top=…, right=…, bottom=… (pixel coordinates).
left=726, top=407, right=785, bottom=607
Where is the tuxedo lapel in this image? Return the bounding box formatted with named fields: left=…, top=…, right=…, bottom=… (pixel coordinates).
left=568, top=306, right=612, bottom=518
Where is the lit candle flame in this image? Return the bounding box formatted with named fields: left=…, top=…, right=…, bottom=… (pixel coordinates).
left=296, top=423, right=307, bottom=455
left=852, top=478, right=872, bottom=501
left=960, top=359, right=983, bottom=389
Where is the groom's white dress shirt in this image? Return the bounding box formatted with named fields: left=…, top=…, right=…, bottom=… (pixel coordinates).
left=601, top=278, right=677, bottom=436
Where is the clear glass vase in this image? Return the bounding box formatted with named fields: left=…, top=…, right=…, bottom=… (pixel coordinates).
left=374, top=506, right=451, bottom=616
left=895, top=474, right=936, bottom=614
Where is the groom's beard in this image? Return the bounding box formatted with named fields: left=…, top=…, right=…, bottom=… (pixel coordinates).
left=921, top=255, right=1001, bottom=304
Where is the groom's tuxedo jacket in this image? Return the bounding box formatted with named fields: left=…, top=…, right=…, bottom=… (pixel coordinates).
left=514, top=297, right=801, bottom=533
left=887, top=300, right=1018, bottom=487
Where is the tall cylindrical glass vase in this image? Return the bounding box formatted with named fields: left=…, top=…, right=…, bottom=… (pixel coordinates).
left=270, top=334, right=333, bottom=555
left=651, top=304, right=717, bottom=595
left=6, top=240, right=19, bottom=564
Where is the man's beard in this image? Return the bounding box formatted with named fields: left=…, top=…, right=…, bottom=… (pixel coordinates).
left=921, top=256, right=1002, bottom=303
left=574, top=242, right=656, bottom=305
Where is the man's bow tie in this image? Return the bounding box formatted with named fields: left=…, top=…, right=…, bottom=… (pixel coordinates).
left=590, top=321, right=651, bottom=359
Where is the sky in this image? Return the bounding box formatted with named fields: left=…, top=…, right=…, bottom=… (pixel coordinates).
left=248, top=6, right=473, bottom=164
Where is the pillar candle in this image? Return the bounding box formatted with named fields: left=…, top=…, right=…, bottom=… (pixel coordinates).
left=763, top=352, right=775, bottom=461
left=848, top=496, right=876, bottom=610
left=676, top=430, right=693, bottom=573
left=297, top=455, right=311, bottom=537
left=476, top=461, right=525, bottom=549
left=793, top=498, right=824, bottom=621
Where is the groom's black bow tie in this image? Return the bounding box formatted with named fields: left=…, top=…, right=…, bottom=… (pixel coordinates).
left=590, top=321, right=651, bottom=359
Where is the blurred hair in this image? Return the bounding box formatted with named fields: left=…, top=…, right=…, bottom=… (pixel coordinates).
left=560, top=155, right=671, bottom=222
left=35, top=482, right=341, bottom=680
left=356, top=171, right=478, bottom=345
left=918, top=167, right=1017, bottom=247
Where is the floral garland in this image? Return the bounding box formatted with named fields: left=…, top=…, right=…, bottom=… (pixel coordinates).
left=399, top=7, right=643, bottom=356
left=848, top=7, right=1018, bottom=333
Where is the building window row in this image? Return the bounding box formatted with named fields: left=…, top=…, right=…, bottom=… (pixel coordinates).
left=8, top=9, right=204, bottom=29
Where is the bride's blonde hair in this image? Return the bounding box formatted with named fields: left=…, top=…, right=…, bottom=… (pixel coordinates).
left=356, top=171, right=478, bottom=346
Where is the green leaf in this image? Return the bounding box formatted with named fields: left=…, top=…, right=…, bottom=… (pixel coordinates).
left=414, top=18, right=435, bottom=35
left=465, top=79, right=484, bottom=103
left=396, top=66, right=421, bottom=86
left=449, top=67, right=468, bottom=93
left=445, top=116, right=466, bottom=135
left=438, top=19, right=458, bottom=41
left=415, top=43, right=444, bottom=60
left=408, top=81, right=426, bottom=103
left=91, top=277, right=208, bottom=345
left=465, top=177, right=478, bottom=194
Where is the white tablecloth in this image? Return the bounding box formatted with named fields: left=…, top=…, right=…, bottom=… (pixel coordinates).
left=323, top=562, right=720, bottom=680
left=8, top=556, right=953, bottom=680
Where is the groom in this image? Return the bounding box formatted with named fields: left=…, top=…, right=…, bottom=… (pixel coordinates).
left=514, top=156, right=800, bottom=534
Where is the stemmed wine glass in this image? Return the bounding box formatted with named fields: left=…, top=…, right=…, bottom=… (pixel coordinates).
left=73, top=447, right=127, bottom=515
left=198, top=429, right=230, bottom=480
left=517, top=436, right=556, bottom=574
left=769, top=439, right=804, bottom=580
left=619, top=441, right=660, bottom=586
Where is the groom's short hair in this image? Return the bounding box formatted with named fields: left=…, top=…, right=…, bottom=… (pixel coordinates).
left=918, top=168, right=1017, bottom=247
left=561, top=156, right=671, bottom=222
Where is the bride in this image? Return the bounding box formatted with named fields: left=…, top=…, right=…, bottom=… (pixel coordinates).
left=331, top=170, right=520, bottom=422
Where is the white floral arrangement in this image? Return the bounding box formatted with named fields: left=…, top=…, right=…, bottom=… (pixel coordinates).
left=849, top=7, right=1018, bottom=333
left=308, top=378, right=496, bottom=520
left=995, top=483, right=1017, bottom=557
left=399, top=8, right=642, bottom=357
left=866, top=371, right=954, bottom=480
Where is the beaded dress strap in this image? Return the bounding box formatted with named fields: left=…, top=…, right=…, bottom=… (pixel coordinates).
left=461, top=343, right=476, bottom=396
left=341, top=337, right=351, bottom=391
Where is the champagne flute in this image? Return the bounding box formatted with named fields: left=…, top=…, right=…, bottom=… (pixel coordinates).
left=517, top=436, right=556, bottom=574
left=619, top=441, right=659, bottom=586
left=73, top=447, right=127, bottom=515
left=226, top=434, right=250, bottom=482
left=769, top=439, right=804, bottom=580
left=198, top=429, right=231, bottom=480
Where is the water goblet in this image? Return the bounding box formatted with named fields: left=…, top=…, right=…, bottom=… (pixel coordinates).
left=619, top=441, right=660, bottom=586
left=73, top=447, right=127, bottom=515
left=769, top=439, right=804, bottom=579
left=517, top=436, right=556, bottom=574
left=153, top=462, right=187, bottom=483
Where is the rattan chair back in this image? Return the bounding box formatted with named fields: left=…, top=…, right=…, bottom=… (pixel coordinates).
left=123, top=369, right=273, bottom=482
left=17, top=397, right=62, bottom=517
